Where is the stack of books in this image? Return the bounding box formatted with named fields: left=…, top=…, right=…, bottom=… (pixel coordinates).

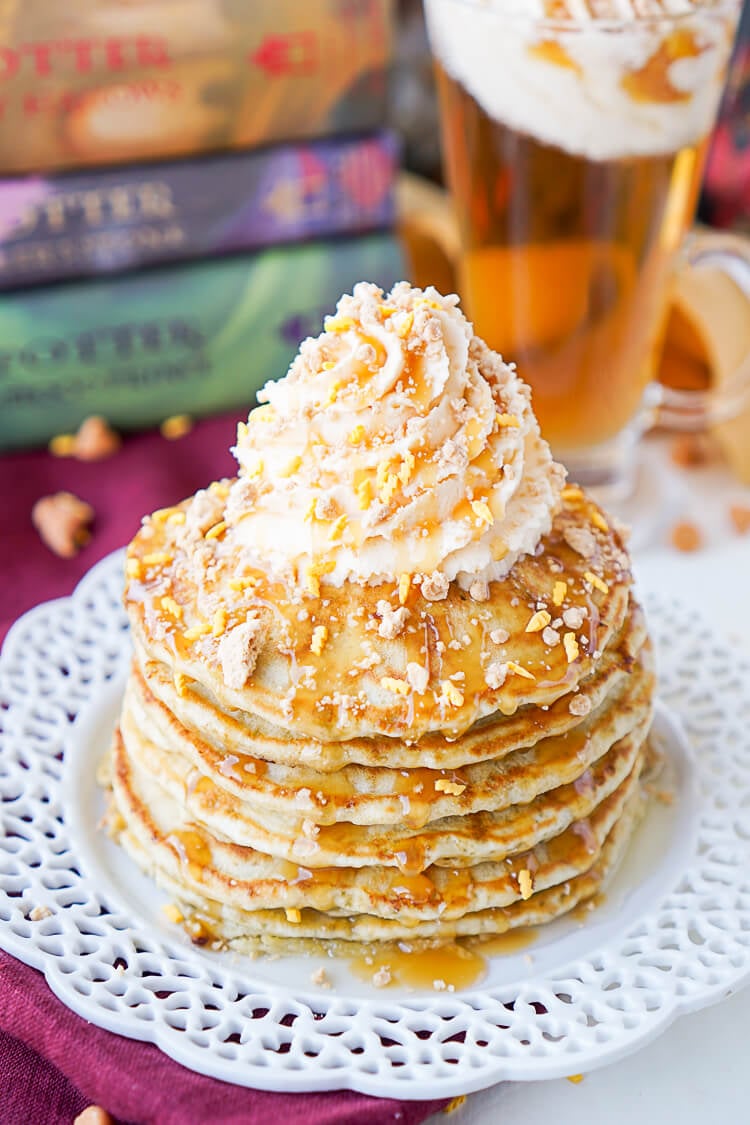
left=0, top=0, right=402, bottom=449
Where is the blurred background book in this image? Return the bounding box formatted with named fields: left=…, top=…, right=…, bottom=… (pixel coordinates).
left=0, top=0, right=403, bottom=451
left=2, top=0, right=749, bottom=456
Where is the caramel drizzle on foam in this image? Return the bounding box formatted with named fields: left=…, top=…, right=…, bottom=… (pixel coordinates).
left=534, top=0, right=710, bottom=107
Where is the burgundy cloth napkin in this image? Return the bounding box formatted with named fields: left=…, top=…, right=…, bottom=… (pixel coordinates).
left=0, top=418, right=449, bottom=1125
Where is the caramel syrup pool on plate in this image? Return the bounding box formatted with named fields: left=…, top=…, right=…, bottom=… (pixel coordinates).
left=349, top=928, right=538, bottom=991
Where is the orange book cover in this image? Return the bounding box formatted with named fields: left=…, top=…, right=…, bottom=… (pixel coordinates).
left=0, top=0, right=394, bottom=175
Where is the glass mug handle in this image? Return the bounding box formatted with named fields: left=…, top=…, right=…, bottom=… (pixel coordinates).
left=655, top=230, right=750, bottom=431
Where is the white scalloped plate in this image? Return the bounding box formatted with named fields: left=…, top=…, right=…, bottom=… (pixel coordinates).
left=0, top=550, right=748, bottom=1099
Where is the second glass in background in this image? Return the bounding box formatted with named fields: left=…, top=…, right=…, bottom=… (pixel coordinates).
left=425, top=0, right=742, bottom=495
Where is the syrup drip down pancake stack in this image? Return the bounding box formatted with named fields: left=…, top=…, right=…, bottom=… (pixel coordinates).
left=102, top=283, right=656, bottom=979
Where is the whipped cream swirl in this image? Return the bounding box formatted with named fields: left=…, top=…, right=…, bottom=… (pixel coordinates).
left=228, top=282, right=565, bottom=590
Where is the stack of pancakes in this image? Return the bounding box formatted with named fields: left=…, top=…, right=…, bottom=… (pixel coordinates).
left=104, top=483, right=654, bottom=956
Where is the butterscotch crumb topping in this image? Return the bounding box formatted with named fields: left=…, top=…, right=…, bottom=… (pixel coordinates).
left=518, top=869, right=534, bottom=900
left=174, top=672, right=190, bottom=697
left=376, top=600, right=409, bottom=640
left=496, top=413, right=520, bottom=428
left=160, top=596, right=182, bottom=620
left=212, top=609, right=228, bottom=636
left=485, top=662, right=507, bottom=690
left=563, top=526, right=596, bottom=557
left=440, top=680, right=465, bottom=708
left=204, top=520, right=228, bottom=541
left=183, top=623, right=211, bottom=641
left=561, top=486, right=584, bottom=503
left=380, top=676, right=410, bottom=697
left=126, top=557, right=143, bottom=579
left=526, top=609, right=551, bottom=633
left=591, top=510, right=609, bottom=533
left=398, top=573, right=412, bottom=605
left=406, top=662, right=429, bottom=693
left=569, top=693, right=592, bottom=717
left=583, top=571, right=609, bottom=594
left=142, top=551, right=173, bottom=567
left=218, top=616, right=263, bottom=689
left=552, top=580, right=567, bottom=606
left=357, top=479, right=373, bottom=510
left=435, top=778, right=467, bottom=796
left=566, top=1074, right=585, bottom=1085
left=507, top=661, right=535, bottom=681
left=162, top=903, right=184, bottom=924
left=421, top=572, right=450, bottom=601
left=562, top=606, right=586, bottom=629
left=280, top=455, right=303, bottom=478
left=470, top=499, right=494, bottom=527
left=563, top=632, right=580, bottom=663
left=311, top=625, right=328, bottom=655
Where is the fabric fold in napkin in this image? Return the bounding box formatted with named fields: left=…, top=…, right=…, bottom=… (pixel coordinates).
left=0, top=416, right=449, bottom=1125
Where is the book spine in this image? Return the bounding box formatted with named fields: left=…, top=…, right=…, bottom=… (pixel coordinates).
left=0, top=0, right=394, bottom=175
left=700, top=1, right=750, bottom=231
left=0, top=232, right=405, bottom=450
left=0, top=133, right=399, bottom=288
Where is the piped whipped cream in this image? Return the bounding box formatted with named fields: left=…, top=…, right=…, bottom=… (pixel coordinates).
left=425, top=0, right=737, bottom=162
left=227, top=282, right=565, bottom=592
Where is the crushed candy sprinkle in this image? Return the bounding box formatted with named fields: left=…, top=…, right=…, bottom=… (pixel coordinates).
left=526, top=609, right=551, bottom=633
left=583, top=571, right=609, bottom=594
left=552, top=580, right=567, bottom=606
left=311, top=625, right=328, bottom=655
left=563, top=632, right=580, bottom=663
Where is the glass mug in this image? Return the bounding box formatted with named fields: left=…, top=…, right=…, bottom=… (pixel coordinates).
left=424, top=0, right=748, bottom=497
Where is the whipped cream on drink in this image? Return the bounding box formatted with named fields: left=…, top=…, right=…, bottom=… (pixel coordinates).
left=228, top=282, right=565, bottom=591
left=425, top=0, right=738, bottom=162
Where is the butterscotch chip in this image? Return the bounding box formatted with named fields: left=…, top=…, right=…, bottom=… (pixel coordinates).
left=518, top=869, right=534, bottom=900
left=161, top=413, right=193, bottom=440
left=729, top=504, right=750, bottom=535
left=670, top=521, right=703, bottom=553
left=32, top=492, right=94, bottom=558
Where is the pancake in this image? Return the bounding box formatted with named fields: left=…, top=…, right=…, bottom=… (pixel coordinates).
left=100, top=281, right=659, bottom=975
left=120, top=645, right=653, bottom=833
left=109, top=758, right=645, bottom=947
left=125, top=488, right=633, bottom=743
left=137, top=596, right=648, bottom=772
left=109, top=723, right=645, bottom=930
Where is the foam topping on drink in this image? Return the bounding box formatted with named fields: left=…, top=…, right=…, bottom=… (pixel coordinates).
left=425, top=0, right=738, bottom=161
left=229, top=281, right=565, bottom=593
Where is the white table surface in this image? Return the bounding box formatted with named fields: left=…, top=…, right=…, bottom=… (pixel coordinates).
left=425, top=437, right=750, bottom=1123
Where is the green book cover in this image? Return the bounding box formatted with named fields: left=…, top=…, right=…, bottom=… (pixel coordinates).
left=0, top=232, right=405, bottom=449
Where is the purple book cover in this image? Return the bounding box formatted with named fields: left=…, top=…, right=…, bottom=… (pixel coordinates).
left=0, top=131, right=399, bottom=288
